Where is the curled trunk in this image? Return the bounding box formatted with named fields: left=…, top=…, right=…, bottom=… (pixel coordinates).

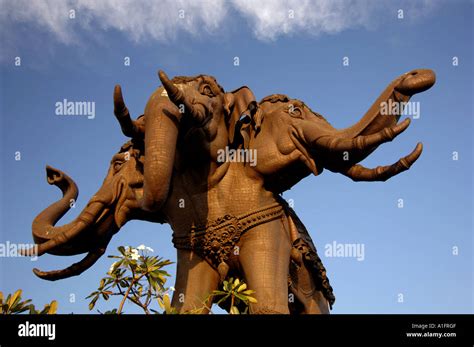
left=23, top=167, right=107, bottom=257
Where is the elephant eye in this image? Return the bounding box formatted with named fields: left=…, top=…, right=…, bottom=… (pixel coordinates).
left=289, top=107, right=303, bottom=118
left=113, top=160, right=125, bottom=172
left=200, top=84, right=214, bottom=97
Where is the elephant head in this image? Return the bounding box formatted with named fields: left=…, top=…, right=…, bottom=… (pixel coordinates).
left=114, top=71, right=255, bottom=212
left=157, top=71, right=256, bottom=164
left=240, top=69, right=436, bottom=192
left=21, top=117, right=166, bottom=281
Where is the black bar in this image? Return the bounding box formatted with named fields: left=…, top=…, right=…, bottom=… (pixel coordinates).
left=0, top=314, right=472, bottom=346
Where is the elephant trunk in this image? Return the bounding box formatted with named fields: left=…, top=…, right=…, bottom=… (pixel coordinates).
left=31, top=166, right=78, bottom=245
left=22, top=167, right=107, bottom=257
left=304, top=69, right=435, bottom=169
left=139, top=74, right=182, bottom=212
left=32, top=247, right=107, bottom=281
left=336, top=69, right=436, bottom=139
left=113, top=81, right=181, bottom=212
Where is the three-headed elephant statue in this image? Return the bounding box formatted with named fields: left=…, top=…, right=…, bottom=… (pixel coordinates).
left=23, top=68, right=435, bottom=314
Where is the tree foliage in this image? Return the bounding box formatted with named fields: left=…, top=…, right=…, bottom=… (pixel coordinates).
left=86, top=245, right=173, bottom=314
left=0, top=289, right=57, bottom=314
left=208, top=277, right=257, bottom=314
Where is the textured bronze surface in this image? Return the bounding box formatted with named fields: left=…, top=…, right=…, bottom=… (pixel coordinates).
left=24, top=68, right=435, bottom=314
left=172, top=202, right=284, bottom=272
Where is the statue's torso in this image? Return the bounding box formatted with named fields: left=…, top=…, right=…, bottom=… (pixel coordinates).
left=163, top=161, right=277, bottom=236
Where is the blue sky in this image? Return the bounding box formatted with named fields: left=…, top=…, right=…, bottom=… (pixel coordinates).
left=0, top=0, right=472, bottom=314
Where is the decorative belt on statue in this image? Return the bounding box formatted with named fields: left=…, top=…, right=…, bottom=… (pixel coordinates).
left=172, top=202, right=284, bottom=280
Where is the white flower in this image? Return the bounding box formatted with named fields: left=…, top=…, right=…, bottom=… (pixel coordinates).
left=136, top=244, right=153, bottom=253
left=109, top=262, right=117, bottom=273
left=130, top=252, right=140, bottom=261
left=169, top=286, right=176, bottom=292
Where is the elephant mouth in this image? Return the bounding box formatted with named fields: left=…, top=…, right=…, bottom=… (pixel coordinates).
left=290, top=131, right=319, bottom=175
left=184, top=100, right=211, bottom=128
left=113, top=178, right=137, bottom=228
left=93, top=176, right=141, bottom=230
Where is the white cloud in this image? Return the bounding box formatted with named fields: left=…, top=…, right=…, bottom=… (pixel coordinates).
left=1, top=0, right=74, bottom=43
left=0, top=0, right=228, bottom=43
left=76, top=0, right=228, bottom=42
left=231, top=0, right=377, bottom=40
left=0, top=0, right=438, bottom=44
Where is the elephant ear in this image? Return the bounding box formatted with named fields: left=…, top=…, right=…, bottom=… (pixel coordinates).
left=225, top=86, right=256, bottom=145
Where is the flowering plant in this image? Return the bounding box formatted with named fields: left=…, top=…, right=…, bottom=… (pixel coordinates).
left=87, top=245, right=173, bottom=314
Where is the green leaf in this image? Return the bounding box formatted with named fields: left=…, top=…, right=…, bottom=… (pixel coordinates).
left=118, top=246, right=126, bottom=255
left=8, top=290, right=22, bottom=311
left=233, top=278, right=240, bottom=289
left=14, top=305, right=30, bottom=314
left=247, top=296, right=257, bottom=304
left=85, top=291, right=98, bottom=299
left=157, top=298, right=165, bottom=310
left=211, top=290, right=227, bottom=296
left=104, top=309, right=118, bottom=314
left=22, top=299, right=32, bottom=305
left=234, top=293, right=249, bottom=302
left=237, top=283, right=247, bottom=292
left=2, top=304, right=9, bottom=314
left=47, top=301, right=58, bottom=314
left=28, top=304, right=37, bottom=314
left=88, top=296, right=98, bottom=311
left=163, top=294, right=171, bottom=313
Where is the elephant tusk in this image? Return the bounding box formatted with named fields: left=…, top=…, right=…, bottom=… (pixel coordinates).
left=32, top=247, right=106, bottom=281
left=22, top=201, right=106, bottom=257
left=114, top=85, right=142, bottom=138
left=158, top=70, right=206, bottom=124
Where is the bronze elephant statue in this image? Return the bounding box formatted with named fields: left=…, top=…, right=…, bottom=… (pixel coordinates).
left=23, top=68, right=435, bottom=314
